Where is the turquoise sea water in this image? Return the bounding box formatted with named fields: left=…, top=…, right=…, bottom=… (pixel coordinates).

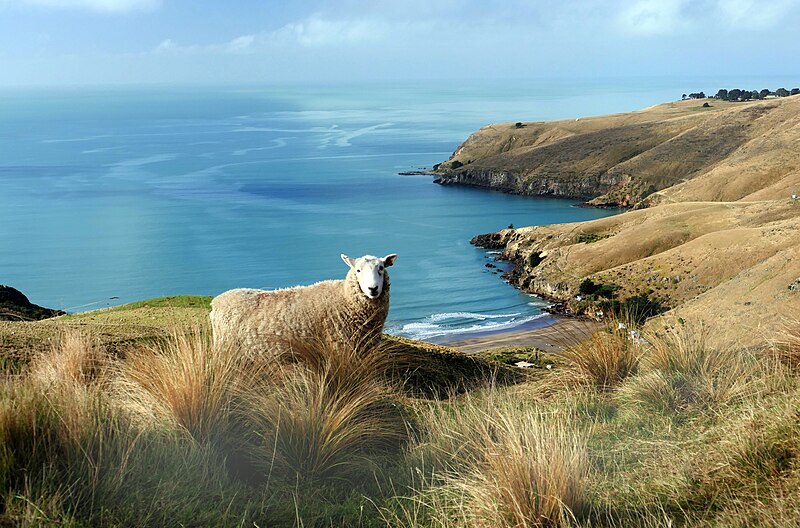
left=0, top=79, right=727, bottom=340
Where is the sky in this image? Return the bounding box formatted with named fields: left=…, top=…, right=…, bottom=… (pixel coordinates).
left=0, top=0, right=799, bottom=86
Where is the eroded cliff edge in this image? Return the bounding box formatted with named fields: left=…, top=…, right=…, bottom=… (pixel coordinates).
left=434, top=96, right=800, bottom=208
left=456, top=95, right=800, bottom=347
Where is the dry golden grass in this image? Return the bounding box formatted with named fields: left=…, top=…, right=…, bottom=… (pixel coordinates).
left=112, top=328, right=253, bottom=444
left=659, top=386, right=800, bottom=528
left=619, top=324, right=765, bottom=414
left=245, top=362, right=406, bottom=485
left=5, top=331, right=111, bottom=455
left=461, top=412, right=590, bottom=527
left=4, top=316, right=800, bottom=527
left=772, top=321, right=800, bottom=371
left=28, top=329, right=107, bottom=389
left=561, top=322, right=642, bottom=391
left=497, top=197, right=800, bottom=352
left=443, top=96, right=800, bottom=207
left=0, top=340, right=118, bottom=527
left=113, top=328, right=411, bottom=487
left=223, top=335, right=410, bottom=486
left=1, top=324, right=419, bottom=525
left=402, top=388, right=592, bottom=528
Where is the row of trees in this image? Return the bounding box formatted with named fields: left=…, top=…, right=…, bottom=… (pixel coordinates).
left=682, top=88, right=800, bottom=101
left=716, top=88, right=799, bottom=101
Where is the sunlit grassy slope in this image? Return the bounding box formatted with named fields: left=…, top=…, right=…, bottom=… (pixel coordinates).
left=438, top=96, right=800, bottom=207
left=2, top=313, right=799, bottom=527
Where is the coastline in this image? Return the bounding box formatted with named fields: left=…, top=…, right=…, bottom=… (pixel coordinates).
left=430, top=314, right=599, bottom=354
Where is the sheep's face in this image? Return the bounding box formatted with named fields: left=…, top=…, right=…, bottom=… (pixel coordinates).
left=341, top=253, right=397, bottom=300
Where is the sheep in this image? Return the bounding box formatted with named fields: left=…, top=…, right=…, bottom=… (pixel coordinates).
left=210, top=253, right=397, bottom=357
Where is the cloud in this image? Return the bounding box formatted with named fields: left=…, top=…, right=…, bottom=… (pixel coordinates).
left=270, top=15, right=384, bottom=47
left=13, top=0, right=160, bottom=13
left=155, top=14, right=394, bottom=56
left=615, top=0, right=800, bottom=36
left=717, top=0, right=799, bottom=30
left=226, top=34, right=256, bottom=51
left=616, top=0, right=691, bottom=36
left=155, top=34, right=256, bottom=55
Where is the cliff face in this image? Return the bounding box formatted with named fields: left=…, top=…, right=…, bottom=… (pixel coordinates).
left=454, top=95, right=800, bottom=348
left=435, top=96, right=800, bottom=207
left=435, top=166, right=631, bottom=203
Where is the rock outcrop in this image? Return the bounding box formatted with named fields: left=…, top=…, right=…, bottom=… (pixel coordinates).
left=0, top=286, right=65, bottom=321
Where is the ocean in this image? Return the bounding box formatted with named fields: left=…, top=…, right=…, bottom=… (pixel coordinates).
left=0, top=79, right=717, bottom=340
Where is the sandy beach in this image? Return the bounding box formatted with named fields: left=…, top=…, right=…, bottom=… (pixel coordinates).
left=439, top=316, right=600, bottom=354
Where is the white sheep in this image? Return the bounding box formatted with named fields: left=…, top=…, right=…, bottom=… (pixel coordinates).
left=210, top=253, right=397, bottom=357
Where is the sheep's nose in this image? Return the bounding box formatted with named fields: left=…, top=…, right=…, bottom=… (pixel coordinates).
left=368, top=286, right=379, bottom=295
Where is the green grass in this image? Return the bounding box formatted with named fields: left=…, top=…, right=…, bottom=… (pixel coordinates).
left=106, top=295, right=213, bottom=311
left=478, top=345, right=556, bottom=368
left=574, top=232, right=610, bottom=244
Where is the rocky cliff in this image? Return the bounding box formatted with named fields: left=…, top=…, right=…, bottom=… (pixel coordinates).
left=435, top=96, right=800, bottom=208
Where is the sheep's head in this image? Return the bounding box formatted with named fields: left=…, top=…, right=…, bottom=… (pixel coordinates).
left=341, top=253, right=397, bottom=300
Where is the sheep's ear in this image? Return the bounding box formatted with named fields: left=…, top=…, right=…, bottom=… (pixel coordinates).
left=341, top=254, right=355, bottom=268
left=382, top=254, right=397, bottom=267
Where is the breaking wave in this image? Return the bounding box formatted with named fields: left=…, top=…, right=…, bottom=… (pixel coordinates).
left=391, top=311, right=548, bottom=340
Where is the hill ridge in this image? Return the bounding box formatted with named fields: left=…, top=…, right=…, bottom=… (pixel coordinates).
left=453, top=96, right=800, bottom=347
left=435, top=96, right=800, bottom=208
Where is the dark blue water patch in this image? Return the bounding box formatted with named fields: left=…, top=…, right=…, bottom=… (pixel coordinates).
left=239, top=177, right=428, bottom=203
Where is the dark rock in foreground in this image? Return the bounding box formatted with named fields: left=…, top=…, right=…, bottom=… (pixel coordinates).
left=0, top=286, right=66, bottom=321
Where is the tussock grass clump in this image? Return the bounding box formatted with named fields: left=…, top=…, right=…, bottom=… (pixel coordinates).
left=3, top=331, right=111, bottom=470
left=561, top=321, right=642, bottom=391
left=688, top=391, right=800, bottom=497
left=620, top=324, right=763, bottom=415
left=113, top=328, right=253, bottom=444
left=402, top=389, right=592, bottom=528
left=1, top=326, right=416, bottom=525
left=772, top=322, right=800, bottom=371
left=244, top=337, right=409, bottom=487
left=647, top=388, right=800, bottom=528
left=246, top=365, right=406, bottom=486
left=29, top=329, right=107, bottom=389
left=0, top=373, right=260, bottom=526
left=115, top=329, right=411, bottom=488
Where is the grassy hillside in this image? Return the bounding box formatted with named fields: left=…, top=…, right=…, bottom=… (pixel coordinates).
left=450, top=95, right=800, bottom=349
left=3, top=307, right=799, bottom=526
left=482, top=199, right=800, bottom=348
left=435, top=96, right=800, bottom=207
left=0, top=296, right=524, bottom=394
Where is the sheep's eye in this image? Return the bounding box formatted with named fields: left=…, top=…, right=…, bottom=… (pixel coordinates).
left=379, top=266, right=384, bottom=271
